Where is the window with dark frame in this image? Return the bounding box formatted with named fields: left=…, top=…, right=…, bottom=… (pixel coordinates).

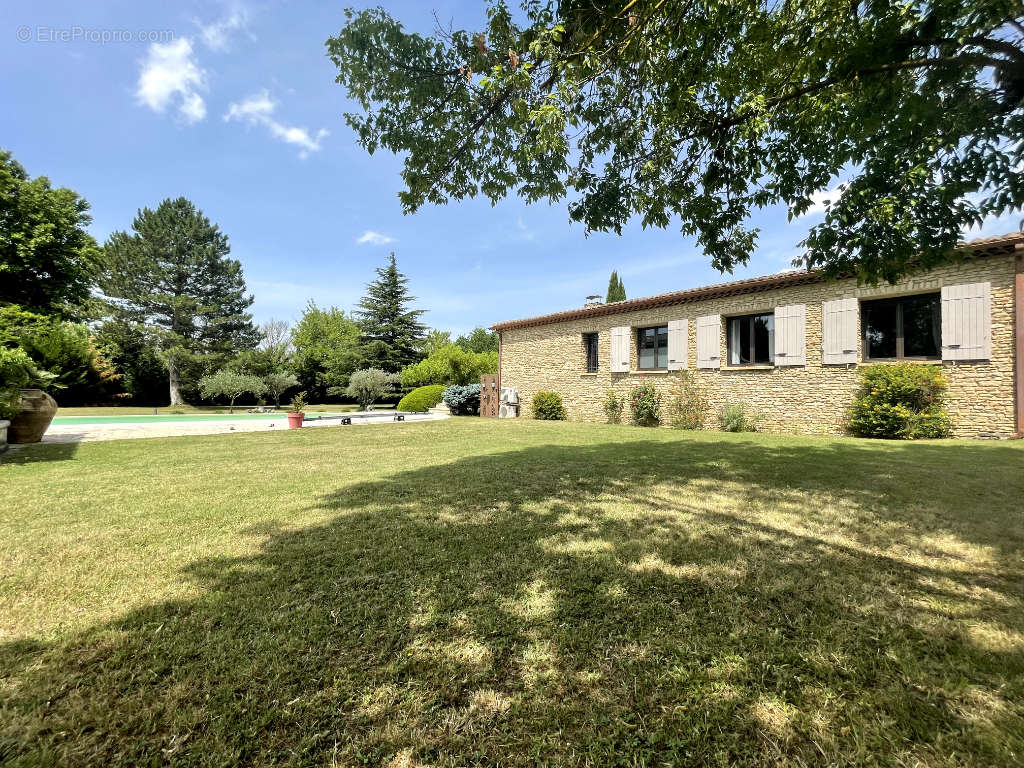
left=583, top=332, right=599, bottom=372
left=637, top=325, right=668, bottom=370
left=727, top=313, right=774, bottom=366
left=862, top=293, right=941, bottom=360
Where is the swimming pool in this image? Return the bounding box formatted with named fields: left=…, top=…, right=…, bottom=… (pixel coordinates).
left=50, top=411, right=341, bottom=425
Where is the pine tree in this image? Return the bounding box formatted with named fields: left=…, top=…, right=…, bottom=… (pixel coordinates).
left=100, top=197, right=259, bottom=405
left=606, top=270, right=626, bottom=303
left=355, top=253, right=426, bottom=372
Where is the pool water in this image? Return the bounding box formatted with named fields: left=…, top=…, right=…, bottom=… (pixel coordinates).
left=51, top=412, right=340, bottom=425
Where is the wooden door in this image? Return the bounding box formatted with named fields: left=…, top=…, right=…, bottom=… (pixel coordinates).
left=480, top=374, right=499, bottom=418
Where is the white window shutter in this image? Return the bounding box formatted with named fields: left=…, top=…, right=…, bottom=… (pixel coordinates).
left=942, top=282, right=991, bottom=360
left=822, top=298, right=858, bottom=364
left=667, top=319, right=688, bottom=370
left=696, top=315, right=721, bottom=369
left=774, top=304, right=806, bottom=366
left=609, top=326, right=631, bottom=372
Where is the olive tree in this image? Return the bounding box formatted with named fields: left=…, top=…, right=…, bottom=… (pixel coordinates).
left=343, top=368, right=398, bottom=411
left=198, top=370, right=267, bottom=413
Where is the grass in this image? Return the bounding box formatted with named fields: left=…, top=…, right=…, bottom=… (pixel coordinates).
left=1, top=420, right=1023, bottom=766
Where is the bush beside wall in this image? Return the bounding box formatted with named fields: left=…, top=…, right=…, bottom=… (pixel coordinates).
left=532, top=391, right=566, bottom=420
left=443, top=384, right=481, bottom=415
left=847, top=363, right=952, bottom=439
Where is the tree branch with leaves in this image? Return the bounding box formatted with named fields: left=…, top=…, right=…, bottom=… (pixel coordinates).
left=328, top=1, right=1024, bottom=283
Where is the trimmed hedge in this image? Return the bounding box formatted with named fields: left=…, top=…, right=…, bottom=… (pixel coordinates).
left=532, top=391, right=566, bottom=420
left=848, top=363, right=952, bottom=439
left=397, top=384, right=446, bottom=413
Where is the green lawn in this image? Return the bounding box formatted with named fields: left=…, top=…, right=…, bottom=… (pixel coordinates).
left=1, top=421, right=1023, bottom=766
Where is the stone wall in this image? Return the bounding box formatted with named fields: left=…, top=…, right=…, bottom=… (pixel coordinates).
left=498, top=254, right=1018, bottom=437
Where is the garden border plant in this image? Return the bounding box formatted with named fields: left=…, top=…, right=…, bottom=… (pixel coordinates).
left=847, top=363, right=952, bottom=439
left=667, top=371, right=711, bottom=430
left=628, top=379, right=661, bottom=427
left=602, top=389, right=624, bottom=424
left=719, top=402, right=757, bottom=433
left=532, top=390, right=566, bottom=420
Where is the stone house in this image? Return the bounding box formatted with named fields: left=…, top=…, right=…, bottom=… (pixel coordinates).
left=492, top=233, right=1024, bottom=438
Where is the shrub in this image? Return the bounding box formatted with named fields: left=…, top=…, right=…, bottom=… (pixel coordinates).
left=848, top=363, right=952, bottom=439
left=344, top=368, right=399, bottom=411
left=443, top=384, right=481, bottom=415
left=198, top=370, right=268, bottom=413
left=532, top=391, right=566, bottom=420
left=0, top=347, right=54, bottom=419
left=628, top=380, right=661, bottom=426
left=719, top=402, right=757, bottom=432
left=603, top=389, right=624, bottom=424
left=3, top=309, right=122, bottom=405
left=666, top=371, right=711, bottom=429
left=397, top=384, right=446, bottom=412
left=400, top=344, right=497, bottom=388
left=288, top=391, right=308, bottom=413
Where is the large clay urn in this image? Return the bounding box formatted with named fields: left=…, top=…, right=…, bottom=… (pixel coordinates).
left=8, top=389, right=58, bottom=444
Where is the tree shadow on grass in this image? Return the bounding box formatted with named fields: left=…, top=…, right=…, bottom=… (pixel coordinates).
left=2, top=440, right=80, bottom=464
left=2, top=436, right=1023, bottom=766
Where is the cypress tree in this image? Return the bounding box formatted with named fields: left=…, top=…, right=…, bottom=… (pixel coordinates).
left=100, top=197, right=259, bottom=405
left=606, top=270, right=626, bottom=302
left=355, top=253, right=426, bottom=372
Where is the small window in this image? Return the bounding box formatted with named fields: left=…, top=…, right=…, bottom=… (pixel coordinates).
left=637, top=326, right=668, bottom=370
left=727, top=313, right=774, bottom=365
left=862, top=293, right=940, bottom=360
left=583, top=332, right=599, bottom=372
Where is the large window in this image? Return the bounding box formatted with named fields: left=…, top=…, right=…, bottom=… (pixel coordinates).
left=637, top=325, right=668, bottom=370
left=728, top=313, right=774, bottom=365
left=862, top=293, right=940, bottom=360
left=583, top=332, right=598, bottom=372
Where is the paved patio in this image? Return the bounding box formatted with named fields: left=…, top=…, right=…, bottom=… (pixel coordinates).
left=31, top=411, right=450, bottom=444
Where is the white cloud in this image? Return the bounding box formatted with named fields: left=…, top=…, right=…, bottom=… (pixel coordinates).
left=197, top=6, right=250, bottom=51
left=797, top=184, right=847, bottom=217
left=356, top=231, right=395, bottom=246
left=135, top=37, right=207, bottom=123
left=224, top=90, right=329, bottom=158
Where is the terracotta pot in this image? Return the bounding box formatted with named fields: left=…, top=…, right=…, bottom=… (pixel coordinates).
left=287, top=412, right=305, bottom=429
left=9, top=389, right=58, bottom=444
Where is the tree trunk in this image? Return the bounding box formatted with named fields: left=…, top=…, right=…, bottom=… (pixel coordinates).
left=168, top=357, right=183, bottom=406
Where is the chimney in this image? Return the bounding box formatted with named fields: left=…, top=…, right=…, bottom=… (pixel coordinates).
left=585, top=294, right=603, bottom=307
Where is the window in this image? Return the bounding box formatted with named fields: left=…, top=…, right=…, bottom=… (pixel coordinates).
left=583, top=332, right=599, bottom=372
left=862, top=293, right=940, bottom=360
left=637, top=325, right=668, bottom=369
left=727, top=313, right=774, bottom=365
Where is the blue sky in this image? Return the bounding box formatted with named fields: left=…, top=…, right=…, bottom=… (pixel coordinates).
left=3, top=1, right=1015, bottom=335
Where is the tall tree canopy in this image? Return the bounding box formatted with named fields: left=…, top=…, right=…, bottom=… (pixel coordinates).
left=606, top=270, right=626, bottom=302
left=355, top=253, right=426, bottom=371
left=101, top=197, right=258, bottom=405
left=328, top=2, right=1024, bottom=283
left=292, top=301, right=362, bottom=399
left=0, top=149, right=102, bottom=317
left=455, top=326, right=499, bottom=353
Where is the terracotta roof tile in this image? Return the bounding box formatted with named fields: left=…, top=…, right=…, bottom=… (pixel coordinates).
left=491, top=232, right=1024, bottom=331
